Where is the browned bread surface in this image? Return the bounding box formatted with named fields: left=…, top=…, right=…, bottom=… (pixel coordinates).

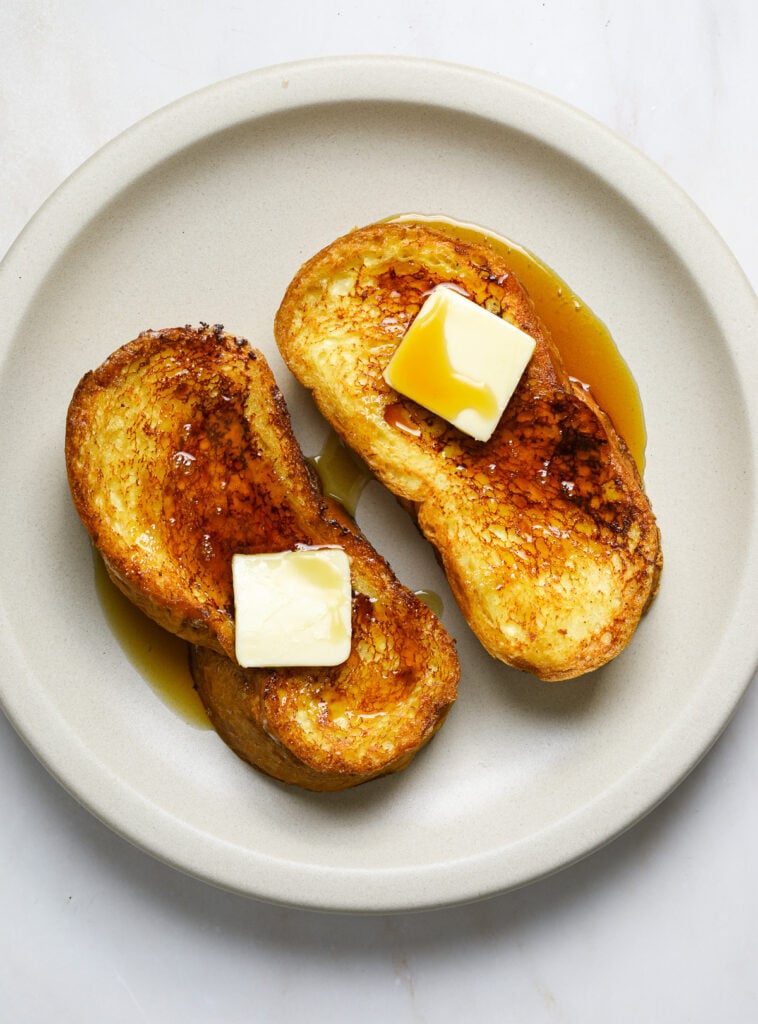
left=65, top=324, right=458, bottom=789
left=275, top=222, right=663, bottom=681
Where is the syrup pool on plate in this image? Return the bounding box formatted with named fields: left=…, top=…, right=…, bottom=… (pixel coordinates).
left=307, top=432, right=445, bottom=617
left=387, top=213, right=647, bottom=473
left=93, top=552, right=211, bottom=728
left=307, top=431, right=373, bottom=516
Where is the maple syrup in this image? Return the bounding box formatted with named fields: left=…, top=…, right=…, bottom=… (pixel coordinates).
left=388, top=214, right=647, bottom=473
left=383, top=402, right=422, bottom=437
left=93, top=552, right=211, bottom=729
left=384, top=286, right=500, bottom=426
left=308, top=430, right=373, bottom=516
left=415, top=589, right=444, bottom=617
left=308, top=433, right=444, bottom=617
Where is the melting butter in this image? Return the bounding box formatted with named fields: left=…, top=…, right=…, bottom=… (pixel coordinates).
left=387, top=213, right=647, bottom=472
left=232, top=548, right=352, bottom=667
left=383, top=285, right=535, bottom=442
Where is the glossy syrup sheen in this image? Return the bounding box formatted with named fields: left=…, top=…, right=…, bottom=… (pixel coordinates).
left=415, top=589, right=444, bottom=617
left=388, top=214, right=647, bottom=473
left=307, top=431, right=373, bottom=516
left=384, top=288, right=499, bottom=430
left=96, top=419, right=439, bottom=724
left=308, top=432, right=445, bottom=617
left=91, top=348, right=308, bottom=727
left=93, top=551, right=211, bottom=729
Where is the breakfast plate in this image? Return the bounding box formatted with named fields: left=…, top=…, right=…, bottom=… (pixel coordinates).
left=0, top=57, right=756, bottom=912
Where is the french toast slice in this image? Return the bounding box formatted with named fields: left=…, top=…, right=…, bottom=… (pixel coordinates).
left=65, top=324, right=458, bottom=790
left=275, top=222, right=663, bottom=681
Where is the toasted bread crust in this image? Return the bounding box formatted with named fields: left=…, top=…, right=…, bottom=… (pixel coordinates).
left=275, top=222, right=663, bottom=681
left=65, top=324, right=458, bottom=788
left=190, top=575, right=454, bottom=790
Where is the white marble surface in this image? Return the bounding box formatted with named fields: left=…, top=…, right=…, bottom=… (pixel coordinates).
left=1, top=1, right=756, bottom=1020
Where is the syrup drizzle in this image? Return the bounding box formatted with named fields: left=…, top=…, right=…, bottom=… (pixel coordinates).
left=94, top=426, right=446, bottom=725
left=415, top=589, right=444, bottom=617
left=308, top=431, right=444, bottom=617
left=93, top=552, right=211, bottom=729
left=384, top=287, right=500, bottom=432
left=307, top=431, right=373, bottom=517
left=388, top=213, right=647, bottom=473
left=384, top=402, right=422, bottom=437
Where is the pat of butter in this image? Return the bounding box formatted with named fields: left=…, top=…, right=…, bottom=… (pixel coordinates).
left=232, top=548, right=352, bottom=667
left=383, top=285, right=536, bottom=442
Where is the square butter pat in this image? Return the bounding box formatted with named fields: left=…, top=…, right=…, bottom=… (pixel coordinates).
left=232, top=548, right=352, bottom=668
left=383, top=285, right=536, bottom=442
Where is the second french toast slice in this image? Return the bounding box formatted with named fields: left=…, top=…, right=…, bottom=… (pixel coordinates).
left=275, top=221, right=663, bottom=681
left=65, top=324, right=459, bottom=789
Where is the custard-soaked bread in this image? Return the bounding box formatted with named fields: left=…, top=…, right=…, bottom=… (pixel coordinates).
left=65, top=325, right=458, bottom=789
left=275, top=222, right=663, bottom=681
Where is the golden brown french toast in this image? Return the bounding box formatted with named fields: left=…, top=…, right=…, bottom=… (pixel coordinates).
left=275, top=222, right=663, bottom=681
left=65, top=324, right=458, bottom=789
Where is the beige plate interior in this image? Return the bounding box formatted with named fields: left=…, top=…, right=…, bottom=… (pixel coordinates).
left=1, top=57, right=756, bottom=912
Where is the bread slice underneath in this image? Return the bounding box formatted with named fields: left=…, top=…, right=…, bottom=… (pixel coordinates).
left=65, top=324, right=458, bottom=789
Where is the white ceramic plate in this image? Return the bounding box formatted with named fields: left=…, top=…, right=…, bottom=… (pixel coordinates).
left=1, top=57, right=756, bottom=912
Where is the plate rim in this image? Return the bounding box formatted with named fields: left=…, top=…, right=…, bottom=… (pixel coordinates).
left=1, top=55, right=756, bottom=912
